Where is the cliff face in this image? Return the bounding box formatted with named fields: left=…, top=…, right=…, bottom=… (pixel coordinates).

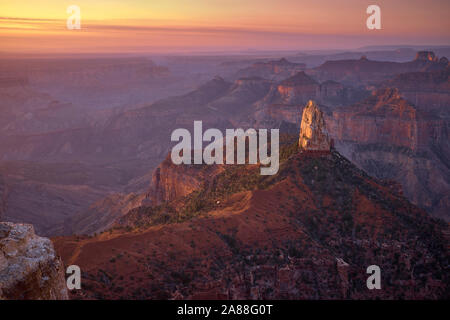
left=326, top=88, right=450, bottom=220
left=299, top=101, right=332, bottom=151
left=0, top=222, right=68, bottom=299
left=145, top=155, right=224, bottom=206
left=381, top=66, right=449, bottom=116
left=327, top=88, right=446, bottom=151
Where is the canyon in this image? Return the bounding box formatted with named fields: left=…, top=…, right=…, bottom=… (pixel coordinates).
left=1, top=49, right=449, bottom=300
left=52, top=102, right=449, bottom=299
left=1, top=50, right=448, bottom=238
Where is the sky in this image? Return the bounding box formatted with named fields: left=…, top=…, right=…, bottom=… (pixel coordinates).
left=1, top=0, right=449, bottom=54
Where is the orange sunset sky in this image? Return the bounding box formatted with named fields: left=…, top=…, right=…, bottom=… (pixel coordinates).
left=1, top=0, right=449, bottom=54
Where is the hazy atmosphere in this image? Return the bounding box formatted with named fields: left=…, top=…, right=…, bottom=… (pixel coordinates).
left=0, top=0, right=449, bottom=304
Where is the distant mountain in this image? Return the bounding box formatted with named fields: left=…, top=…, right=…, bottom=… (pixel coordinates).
left=233, top=58, right=305, bottom=81
left=289, top=48, right=419, bottom=68
left=309, top=51, right=449, bottom=86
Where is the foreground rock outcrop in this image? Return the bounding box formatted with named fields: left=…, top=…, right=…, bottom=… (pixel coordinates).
left=0, top=222, right=68, bottom=299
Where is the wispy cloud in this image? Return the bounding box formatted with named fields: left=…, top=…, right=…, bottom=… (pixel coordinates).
left=0, top=16, right=373, bottom=37
left=0, top=17, right=60, bottom=21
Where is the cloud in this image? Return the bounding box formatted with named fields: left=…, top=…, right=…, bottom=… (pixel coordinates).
left=0, top=15, right=448, bottom=54
left=0, top=16, right=365, bottom=37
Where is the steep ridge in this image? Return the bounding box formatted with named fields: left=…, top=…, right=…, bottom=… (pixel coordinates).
left=0, top=222, right=68, bottom=299
left=54, top=102, right=449, bottom=300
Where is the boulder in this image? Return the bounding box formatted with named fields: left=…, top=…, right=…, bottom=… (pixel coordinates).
left=0, top=222, right=68, bottom=300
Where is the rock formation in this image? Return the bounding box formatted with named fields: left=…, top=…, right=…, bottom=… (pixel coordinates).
left=298, top=100, right=332, bottom=151
left=0, top=222, right=68, bottom=299
left=415, top=51, right=438, bottom=62
left=145, top=154, right=224, bottom=206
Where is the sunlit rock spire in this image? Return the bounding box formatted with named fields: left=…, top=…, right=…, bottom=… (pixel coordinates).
left=298, top=100, right=332, bottom=151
